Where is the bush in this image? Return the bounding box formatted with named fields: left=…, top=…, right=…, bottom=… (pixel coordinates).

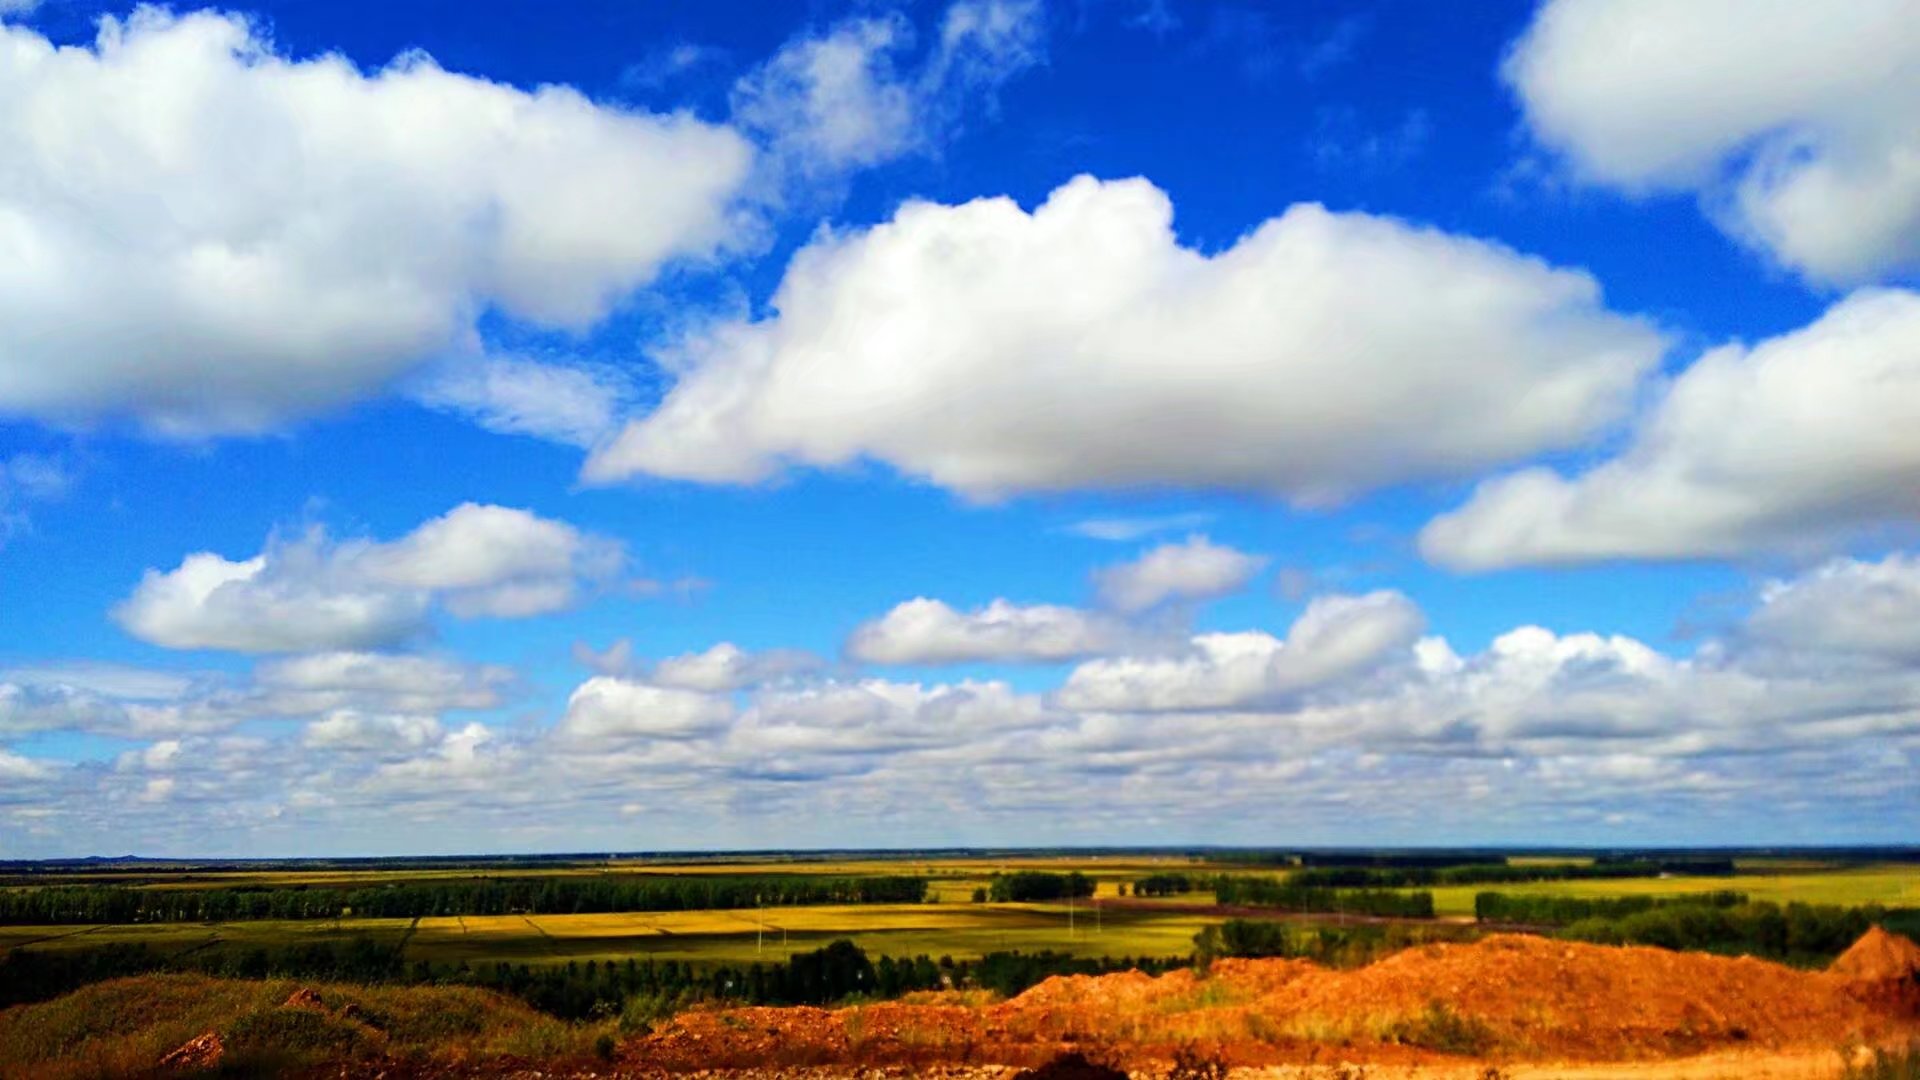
left=1474, top=890, right=1747, bottom=926
left=1847, top=1043, right=1920, bottom=1080
left=1388, top=1001, right=1495, bottom=1056
left=988, top=872, right=1095, bottom=903
left=225, top=1006, right=374, bottom=1060
left=1552, top=899, right=1884, bottom=964
left=1213, top=876, right=1434, bottom=918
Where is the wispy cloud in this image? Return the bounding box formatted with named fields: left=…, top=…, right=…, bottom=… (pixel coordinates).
left=1062, top=512, right=1216, bottom=542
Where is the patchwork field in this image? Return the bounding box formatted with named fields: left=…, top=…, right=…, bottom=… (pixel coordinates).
left=0, top=900, right=1211, bottom=968
left=1423, top=863, right=1920, bottom=917
left=6, top=858, right=1916, bottom=973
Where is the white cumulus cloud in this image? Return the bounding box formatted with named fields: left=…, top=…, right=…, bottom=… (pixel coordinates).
left=1092, top=535, right=1267, bottom=613
left=650, top=642, right=823, bottom=692
left=1422, top=289, right=1920, bottom=569
left=847, top=598, right=1131, bottom=664
left=1058, top=590, right=1425, bottom=710
left=1739, top=553, right=1920, bottom=669
left=302, top=711, right=444, bottom=753
left=585, top=175, right=1664, bottom=502
left=1505, top=0, right=1920, bottom=283
left=115, top=503, right=625, bottom=652
left=0, top=8, right=751, bottom=434
left=556, top=677, right=737, bottom=743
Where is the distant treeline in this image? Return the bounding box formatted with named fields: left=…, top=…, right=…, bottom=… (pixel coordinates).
left=1197, top=900, right=1905, bottom=969
left=1132, top=873, right=1198, bottom=897
left=1561, top=901, right=1898, bottom=966
left=1195, top=919, right=1466, bottom=966
left=1287, top=857, right=1736, bottom=889
left=0, top=874, right=929, bottom=925
left=0, top=936, right=1184, bottom=1020
left=1208, top=851, right=1493, bottom=869
left=1213, top=876, right=1435, bottom=918
left=1474, top=890, right=1748, bottom=925
left=987, top=871, right=1095, bottom=903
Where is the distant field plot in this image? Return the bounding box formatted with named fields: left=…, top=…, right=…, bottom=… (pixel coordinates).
left=0, top=899, right=1207, bottom=970
left=405, top=902, right=1207, bottom=967
left=1423, top=864, right=1920, bottom=917
left=0, top=917, right=419, bottom=963
left=6, top=856, right=1912, bottom=980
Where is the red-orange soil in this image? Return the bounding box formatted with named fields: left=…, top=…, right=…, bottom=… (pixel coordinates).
left=629, top=933, right=1920, bottom=1074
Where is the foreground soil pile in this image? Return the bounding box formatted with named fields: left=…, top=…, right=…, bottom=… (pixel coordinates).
left=4, top=931, right=1917, bottom=1078
left=1832, top=926, right=1920, bottom=981
left=634, top=933, right=1920, bottom=1072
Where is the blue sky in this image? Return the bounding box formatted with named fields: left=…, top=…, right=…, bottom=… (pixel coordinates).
left=0, top=0, right=1915, bottom=856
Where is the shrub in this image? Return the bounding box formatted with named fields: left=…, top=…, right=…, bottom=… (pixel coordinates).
left=1846, top=1043, right=1920, bottom=1080
left=1387, top=1001, right=1495, bottom=1056
left=225, top=1006, right=374, bottom=1061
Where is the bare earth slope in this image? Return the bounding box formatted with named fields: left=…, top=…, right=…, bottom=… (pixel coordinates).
left=635, top=932, right=1920, bottom=1072
left=2, top=931, right=1916, bottom=1078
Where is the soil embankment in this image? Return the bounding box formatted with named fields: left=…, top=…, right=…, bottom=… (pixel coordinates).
left=632, top=931, right=1920, bottom=1073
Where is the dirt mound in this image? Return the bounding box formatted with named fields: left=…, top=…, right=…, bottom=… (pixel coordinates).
left=635, top=933, right=1919, bottom=1070
left=157, top=1031, right=223, bottom=1070
left=1832, top=927, right=1920, bottom=981
left=283, top=985, right=327, bottom=1009
left=1011, top=1051, right=1127, bottom=1079
left=1246, top=933, right=1875, bottom=1056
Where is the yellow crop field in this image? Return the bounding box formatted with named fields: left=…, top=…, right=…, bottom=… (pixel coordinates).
left=1422, top=863, right=1920, bottom=917
left=401, top=901, right=1208, bottom=967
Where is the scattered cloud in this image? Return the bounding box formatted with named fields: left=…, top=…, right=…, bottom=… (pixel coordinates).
left=731, top=0, right=1044, bottom=184
left=1506, top=0, right=1920, bottom=283
left=587, top=176, right=1664, bottom=502
left=1058, top=590, right=1425, bottom=710
left=0, top=9, right=751, bottom=435
left=1, top=651, right=507, bottom=740
left=847, top=597, right=1133, bottom=664
left=408, top=356, right=632, bottom=449
left=1092, top=535, right=1267, bottom=613
left=650, top=642, right=825, bottom=692
left=114, top=504, right=626, bottom=652
left=1421, top=289, right=1920, bottom=568
left=1125, top=0, right=1179, bottom=36
left=1061, top=512, right=1215, bottom=542
left=571, top=640, right=820, bottom=690
left=1310, top=107, right=1431, bottom=175
left=302, top=711, right=443, bottom=754
left=621, top=40, right=725, bottom=91
left=556, top=677, right=737, bottom=744
left=1736, top=554, right=1920, bottom=670
left=1183, top=9, right=1367, bottom=85
left=0, top=451, right=70, bottom=546
left=253, top=652, right=513, bottom=715
left=21, top=550, right=1914, bottom=851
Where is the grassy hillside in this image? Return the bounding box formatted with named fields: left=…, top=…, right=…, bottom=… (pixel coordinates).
left=0, top=973, right=598, bottom=1080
